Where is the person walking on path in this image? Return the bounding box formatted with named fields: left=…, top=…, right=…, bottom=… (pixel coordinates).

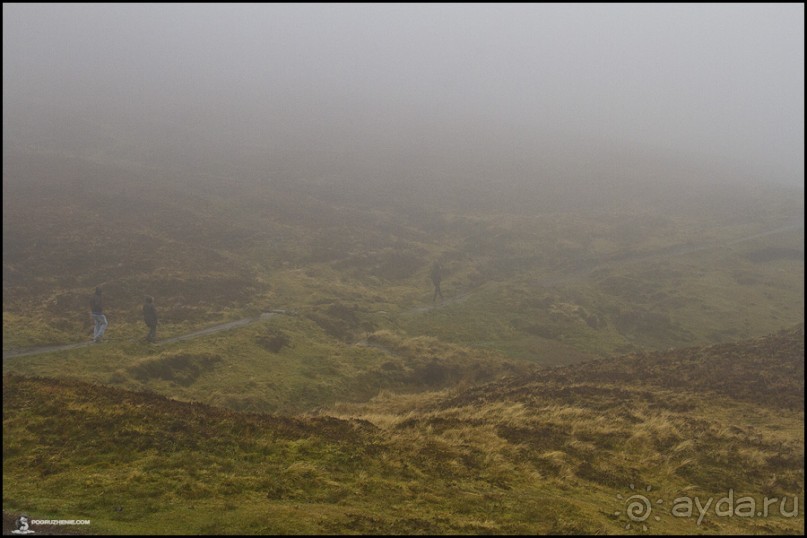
left=90, top=287, right=108, bottom=343
left=143, top=295, right=158, bottom=343
left=430, top=261, right=444, bottom=303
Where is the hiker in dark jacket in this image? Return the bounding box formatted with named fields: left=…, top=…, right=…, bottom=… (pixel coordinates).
left=90, top=287, right=108, bottom=343
left=143, top=296, right=158, bottom=343
left=431, top=261, right=444, bottom=303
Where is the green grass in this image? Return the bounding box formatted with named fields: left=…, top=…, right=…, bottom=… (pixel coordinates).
left=4, top=158, right=803, bottom=362
left=3, top=313, right=532, bottom=415
left=3, top=149, right=803, bottom=534
left=4, top=327, right=803, bottom=534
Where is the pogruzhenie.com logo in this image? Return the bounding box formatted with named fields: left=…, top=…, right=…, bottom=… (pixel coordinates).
left=12, top=515, right=34, bottom=534
left=10, top=514, right=91, bottom=534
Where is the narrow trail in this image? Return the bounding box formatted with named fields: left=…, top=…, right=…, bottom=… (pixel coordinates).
left=402, top=286, right=479, bottom=315
left=2, top=310, right=293, bottom=360
left=3, top=219, right=801, bottom=360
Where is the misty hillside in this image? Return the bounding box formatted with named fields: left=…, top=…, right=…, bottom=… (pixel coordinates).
left=4, top=325, right=803, bottom=534
left=3, top=145, right=803, bottom=359
left=437, top=324, right=805, bottom=412
left=3, top=5, right=804, bottom=536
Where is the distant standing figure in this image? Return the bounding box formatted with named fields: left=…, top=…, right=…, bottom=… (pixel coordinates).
left=90, top=287, right=108, bottom=343
left=143, top=296, right=158, bottom=343
left=430, top=261, right=444, bottom=303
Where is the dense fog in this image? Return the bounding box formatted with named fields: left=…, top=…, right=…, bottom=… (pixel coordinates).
left=4, top=3, right=804, bottom=197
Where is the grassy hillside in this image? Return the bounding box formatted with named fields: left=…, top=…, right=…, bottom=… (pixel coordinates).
left=3, top=144, right=804, bottom=534
left=3, top=326, right=803, bottom=534
left=2, top=313, right=529, bottom=415
left=3, top=148, right=803, bottom=363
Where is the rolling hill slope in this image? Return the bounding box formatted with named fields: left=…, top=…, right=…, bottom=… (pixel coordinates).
left=3, top=146, right=804, bottom=362
left=3, top=141, right=804, bottom=535
left=4, top=325, right=803, bottom=534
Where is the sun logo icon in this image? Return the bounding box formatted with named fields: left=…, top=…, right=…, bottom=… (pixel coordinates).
left=614, top=484, right=664, bottom=531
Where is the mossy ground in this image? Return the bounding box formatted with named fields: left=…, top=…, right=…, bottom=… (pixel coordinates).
left=3, top=152, right=803, bottom=534
left=3, top=327, right=803, bottom=534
